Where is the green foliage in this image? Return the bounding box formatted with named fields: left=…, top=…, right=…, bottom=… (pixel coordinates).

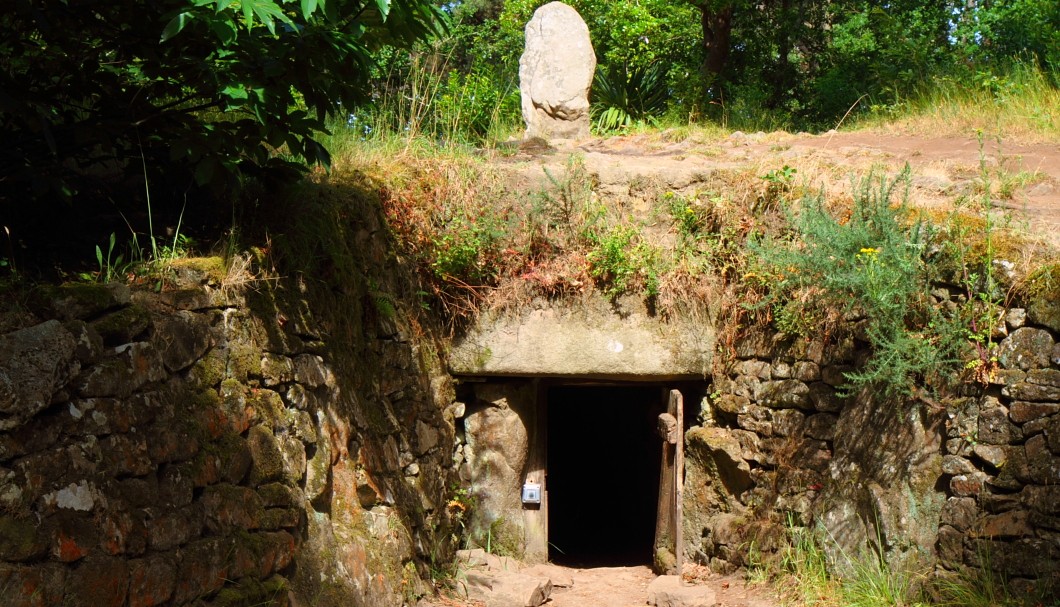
left=666, top=192, right=706, bottom=242
left=586, top=224, right=662, bottom=299
left=838, top=551, right=923, bottom=607
left=429, top=210, right=505, bottom=285
left=1, top=0, right=446, bottom=204
left=752, top=169, right=978, bottom=397
left=952, top=0, right=1060, bottom=73
left=536, top=155, right=596, bottom=233
left=777, top=523, right=834, bottom=605
left=1019, top=263, right=1060, bottom=308
left=359, top=51, right=519, bottom=146
left=93, top=234, right=127, bottom=284
left=760, top=165, right=798, bottom=209
left=592, top=63, right=670, bottom=133
left=767, top=520, right=1057, bottom=607
left=665, top=189, right=740, bottom=274
left=587, top=225, right=639, bottom=298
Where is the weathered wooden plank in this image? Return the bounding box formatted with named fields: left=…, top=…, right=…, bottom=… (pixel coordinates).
left=654, top=388, right=679, bottom=573
left=672, top=389, right=684, bottom=583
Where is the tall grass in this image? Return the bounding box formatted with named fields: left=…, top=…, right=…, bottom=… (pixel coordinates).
left=321, top=52, right=520, bottom=167
left=762, top=521, right=1055, bottom=607
left=856, top=60, right=1059, bottom=142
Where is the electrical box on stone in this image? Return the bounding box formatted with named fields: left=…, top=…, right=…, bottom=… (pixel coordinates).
left=521, top=482, right=541, bottom=505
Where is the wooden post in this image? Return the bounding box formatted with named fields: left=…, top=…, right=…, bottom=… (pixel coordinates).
left=672, top=389, right=684, bottom=583
left=655, top=388, right=684, bottom=575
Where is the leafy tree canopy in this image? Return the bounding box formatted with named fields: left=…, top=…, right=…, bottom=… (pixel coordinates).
left=436, top=0, right=1056, bottom=129
left=0, top=0, right=445, bottom=206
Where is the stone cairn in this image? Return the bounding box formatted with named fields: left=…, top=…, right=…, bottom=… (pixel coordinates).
left=519, top=2, right=596, bottom=141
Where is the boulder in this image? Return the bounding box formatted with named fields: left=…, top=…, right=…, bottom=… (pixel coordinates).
left=464, top=383, right=532, bottom=554
left=455, top=550, right=564, bottom=607
left=36, top=282, right=130, bottom=321
left=464, top=570, right=552, bottom=607
left=75, top=342, right=165, bottom=398
left=519, top=2, right=595, bottom=140
left=816, top=390, right=944, bottom=574
left=1027, top=290, right=1060, bottom=333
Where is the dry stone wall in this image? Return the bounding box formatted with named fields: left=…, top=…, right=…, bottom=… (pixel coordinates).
left=686, top=311, right=1060, bottom=596
left=936, top=321, right=1060, bottom=593
left=0, top=273, right=459, bottom=607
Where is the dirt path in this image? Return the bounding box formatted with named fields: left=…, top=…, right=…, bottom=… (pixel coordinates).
left=420, top=556, right=780, bottom=607
left=542, top=565, right=777, bottom=607
left=508, top=130, right=1060, bottom=248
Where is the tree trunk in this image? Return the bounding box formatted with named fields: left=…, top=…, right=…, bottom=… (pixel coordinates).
left=700, top=3, right=735, bottom=82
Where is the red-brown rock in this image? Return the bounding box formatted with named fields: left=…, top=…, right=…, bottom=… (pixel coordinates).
left=127, top=554, right=176, bottom=607
left=65, top=556, right=128, bottom=607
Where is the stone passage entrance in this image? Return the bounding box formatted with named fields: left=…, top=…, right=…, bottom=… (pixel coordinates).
left=457, top=379, right=697, bottom=567
left=546, top=385, right=665, bottom=567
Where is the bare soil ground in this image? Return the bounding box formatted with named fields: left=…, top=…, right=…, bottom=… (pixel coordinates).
left=508, top=130, right=1060, bottom=249
left=540, top=565, right=777, bottom=607
left=420, top=563, right=780, bottom=607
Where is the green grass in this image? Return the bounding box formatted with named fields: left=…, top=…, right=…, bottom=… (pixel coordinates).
left=758, top=520, right=1055, bottom=607
left=854, top=61, right=1060, bottom=143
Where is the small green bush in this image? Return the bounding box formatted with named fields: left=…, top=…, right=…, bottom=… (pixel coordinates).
left=429, top=209, right=506, bottom=286
left=752, top=169, right=980, bottom=398
left=586, top=224, right=662, bottom=300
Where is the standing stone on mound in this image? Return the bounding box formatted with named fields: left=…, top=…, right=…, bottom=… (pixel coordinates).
left=519, top=2, right=595, bottom=140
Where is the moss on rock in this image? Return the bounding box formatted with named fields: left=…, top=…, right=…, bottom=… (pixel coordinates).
left=191, top=348, right=228, bottom=388
left=89, top=304, right=152, bottom=345
left=36, top=282, right=130, bottom=321
left=0, top=514, right=47, bottom=561
left=1022, top=263, right=1060, bottom=333
left=210, top=574, right=288, bottom=607
left=166, top=257, right=228, bottom=287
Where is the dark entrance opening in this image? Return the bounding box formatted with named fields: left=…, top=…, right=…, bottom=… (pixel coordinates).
left=546, top=384, right=664, bottom=567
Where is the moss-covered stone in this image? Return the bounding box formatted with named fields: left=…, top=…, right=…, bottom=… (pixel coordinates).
left=261, top=354, right=295, bottom=387
left=247, top=425, right=285, bottom=486
left=226, top=342, right=263, bottom=382
left=89, top=304, right=151, bottom=346
left=304, top=435, right=331, bottom=502
left=209, top=575, right=288, bottom=607
left=282, top=408, right=317, bottom=444
left=35, top=282, right=131, bottom=321
left=247, top=388, right=285, bottom=428
left=257, top=483, right=301, bottom=509
left=202, top=484, right=264, bottom=533
left=189, top=348, right=228, bottom=388
left=165, top=257, right=228, bottom=287
left=484, top=517, right=523, bottom=558
left=1023, top=263, right=1060, bottom=333
left=259, top=507, right=301, bottom=530
left=219, top=378, right=252, bottom=433
left=210, top=431, right=252, bottom=484
left=0, top=514, right=47, bottom=561
left=155, top=310, right=214, bottom=372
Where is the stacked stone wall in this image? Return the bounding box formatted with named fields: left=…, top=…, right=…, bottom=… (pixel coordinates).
left=686, top=310, right=1060, bottom=595
left=0, top=274, right=458, bottom=607
left=937, top=320, right=1060, bottom=593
